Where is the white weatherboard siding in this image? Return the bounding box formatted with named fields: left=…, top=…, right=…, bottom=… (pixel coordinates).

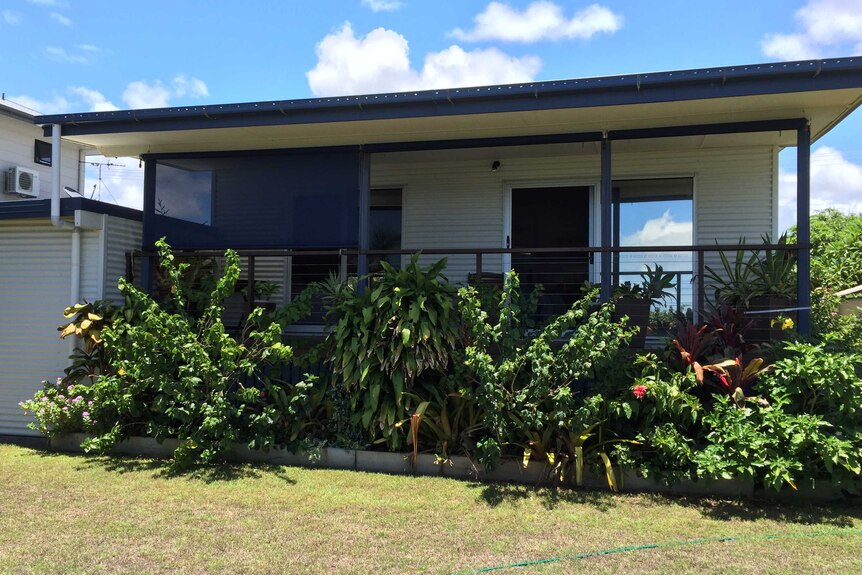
left=103, top=216, right=143, bottom=304
left=0, top=113, right=83, bottom=201
left=371, top=146, right=776, bottom=285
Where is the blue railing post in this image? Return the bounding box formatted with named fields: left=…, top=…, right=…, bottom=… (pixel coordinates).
left=796, top=123, right=811, bottom=336
left=600, top=137, right=612, bottom=302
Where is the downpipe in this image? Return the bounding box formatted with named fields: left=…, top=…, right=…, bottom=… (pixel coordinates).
left=48, top=124, right=81, bottom=354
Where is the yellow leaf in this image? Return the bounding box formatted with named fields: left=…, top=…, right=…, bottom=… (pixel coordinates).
left=80, top=319, right=92, bottom=330
left=547, top=452, right=555, bottom=466
left=522, top=448, right=531, bottom=469
left=87, top=313, right=102, bottom=321
left=59, top=323, right=77, bottom=339
left=600, top=452, right=618, bottom=492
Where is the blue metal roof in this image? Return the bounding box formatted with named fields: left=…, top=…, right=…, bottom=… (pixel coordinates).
left=35, top=57, right=862, bottom=137
left=0, top=198, right=141, bottom=221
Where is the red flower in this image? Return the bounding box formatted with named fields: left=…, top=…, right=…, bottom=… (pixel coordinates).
left=633, top=385, right=647, bottom=399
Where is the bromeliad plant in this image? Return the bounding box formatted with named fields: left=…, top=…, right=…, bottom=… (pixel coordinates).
left=324, top=255, right=459, bottom=449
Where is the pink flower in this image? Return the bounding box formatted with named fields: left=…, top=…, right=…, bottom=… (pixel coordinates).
left=67, top=385, right=74, bottom=392
left=633, top=385, right=648, bottom=399
left=55, top=377, right=63, bottom=387
left=82, top=411, right=90, bottom=418
left=73, top=396, right=83, bottom=403
left=41, top=397, right=49, bottom=402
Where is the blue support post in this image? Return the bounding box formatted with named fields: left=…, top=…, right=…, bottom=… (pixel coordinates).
left=797, top=123, right=811, bottom=336
left=600, top=138, right=612, bottom=302
left=357, top=151, right=370, bottom=291
left=140, top=158, right=156, bottom=293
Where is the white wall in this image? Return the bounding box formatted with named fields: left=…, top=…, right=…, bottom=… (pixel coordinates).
left=371, top=145, right=776, bottom=284
left=0, top=213, right=140, bottom=436
left=0, top=112, right=84, bottom=201
left=103, top=216, right=143, bottom=304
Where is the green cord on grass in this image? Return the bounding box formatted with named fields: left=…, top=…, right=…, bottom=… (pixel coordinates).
left=450, top=528, right=862, bottom=574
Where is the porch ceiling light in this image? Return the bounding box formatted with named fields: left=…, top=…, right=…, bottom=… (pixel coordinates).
left=491, top=160, right=501, bottom=172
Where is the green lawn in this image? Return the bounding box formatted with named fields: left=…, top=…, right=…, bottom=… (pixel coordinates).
left=1, top=444, right=860, bottom=575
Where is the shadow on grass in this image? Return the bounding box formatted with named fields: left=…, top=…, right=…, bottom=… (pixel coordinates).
left=34, top=448, right=297, bottom=485
left=470, top=481, right=617, bottom=511
left=660, top=494, right=862, bottom=527
left=469, top=479, right=861, bottom=527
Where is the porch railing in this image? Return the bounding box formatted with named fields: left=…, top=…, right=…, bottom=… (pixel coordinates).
left=128, top=242, right=806, bottom=331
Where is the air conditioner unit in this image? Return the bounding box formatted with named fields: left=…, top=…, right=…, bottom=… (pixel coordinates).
left=4, top=166, right=40, bottom=198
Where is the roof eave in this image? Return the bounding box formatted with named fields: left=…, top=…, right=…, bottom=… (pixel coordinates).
left=35, top=57, right=862, bottom=138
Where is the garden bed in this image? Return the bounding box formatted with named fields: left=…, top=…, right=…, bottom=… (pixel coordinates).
left=48, top=433, right=855, bottom=502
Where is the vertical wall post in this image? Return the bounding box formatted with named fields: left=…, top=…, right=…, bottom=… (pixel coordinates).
left=140, top=158, right=156, bottom=293
left=612, top=187, right=620, bottom=287
left=357, top=150, right=371, bottom=291
left=246, top=255, right=256, bottom=320
left=796, top=123, right=811, bottom=336
left=600, top=137, right=612, bottom=302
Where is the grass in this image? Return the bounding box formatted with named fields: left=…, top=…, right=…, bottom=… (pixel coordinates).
left=1, top=444, right=861, bottom=574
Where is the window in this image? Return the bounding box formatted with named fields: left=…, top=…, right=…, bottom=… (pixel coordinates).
left=369, top=188, right=403, bottom=271
left=34, top=140, right=52, bottom=166
left=612, top=178, right=694, bottom=314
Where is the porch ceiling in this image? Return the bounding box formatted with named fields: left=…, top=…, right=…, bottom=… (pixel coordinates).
left=58, top=88, right=861, bottom=158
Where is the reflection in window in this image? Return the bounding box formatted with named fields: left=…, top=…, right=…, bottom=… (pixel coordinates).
left=612, top=178, right=694, bottom=316
left=154, top=161, right=213, bottom=225
left=369, top=188, right=402, bottom=271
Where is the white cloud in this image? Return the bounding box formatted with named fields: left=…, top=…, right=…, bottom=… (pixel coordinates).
left=122, top=75, right=209, bottom=109
left=361, top=0, right=402, bottom=12
left=77, top=44, right=99, bottom=52
left=83, top=155, right=144, bottom=210
left=69, top=86, right=118, bottom=112
left=45, top=46, right=90, bottom=64
left=5, top=93, right=70, bottom=114
left=307, top=22, right=541, bottom=96
left=27, top=0, right=68, bottom=6
left=622, top=210, right=693, bottom=246
left=452, top=1, right=622, bottom=43
left=2, top=10, right=22, bottom=25
left=762, top=0, right=862, bottom=60
left=122, top=81, right=171, bottom=109
left=779, top=146, right=862, bottom=230
left=171, top=74, right=209, bottom=98
left=50, top=11, right=71, bottom=26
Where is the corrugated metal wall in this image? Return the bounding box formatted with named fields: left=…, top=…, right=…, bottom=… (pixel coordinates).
left=371, top=145, right=776, bottom=284
left=0, top=220, right=75, bottom=435
left=0, top=214, right=141, bottom=436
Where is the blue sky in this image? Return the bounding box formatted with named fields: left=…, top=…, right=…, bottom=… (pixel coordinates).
left=2, top=0, right=861, bottom=231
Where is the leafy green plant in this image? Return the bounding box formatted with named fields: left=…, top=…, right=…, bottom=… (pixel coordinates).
left=19, top=378, right=95, bottom=435
left=695, top=395, right=860, bottom=490
left=460, top=274, right=638, bottom=482
left=704, top=242, right=763, bottom=307
left=751, top=233, right=796, bottom=299
left=324, top=255, right=459, bottom=449
left=639, top=264, right=678, bottom=307
left=57, top=300, right=118, bottom=384
left=80, top=239, right=297, bottom=469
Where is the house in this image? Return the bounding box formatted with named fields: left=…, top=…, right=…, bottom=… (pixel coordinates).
left=0, top=99, right=142, bottom=437
left=2, top=56, right=862, bottom=437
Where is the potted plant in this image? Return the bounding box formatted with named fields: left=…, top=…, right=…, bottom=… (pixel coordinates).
left=705, top=234, right=796, bottom=342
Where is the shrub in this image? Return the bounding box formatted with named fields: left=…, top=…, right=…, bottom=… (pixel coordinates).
left=459, top=274, right=638, bottom=481
left=323, top=255, right=459, bottom=449
left=81, top=239, right=300, bottom=469
left=19, top=378, right=96, bottom=435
